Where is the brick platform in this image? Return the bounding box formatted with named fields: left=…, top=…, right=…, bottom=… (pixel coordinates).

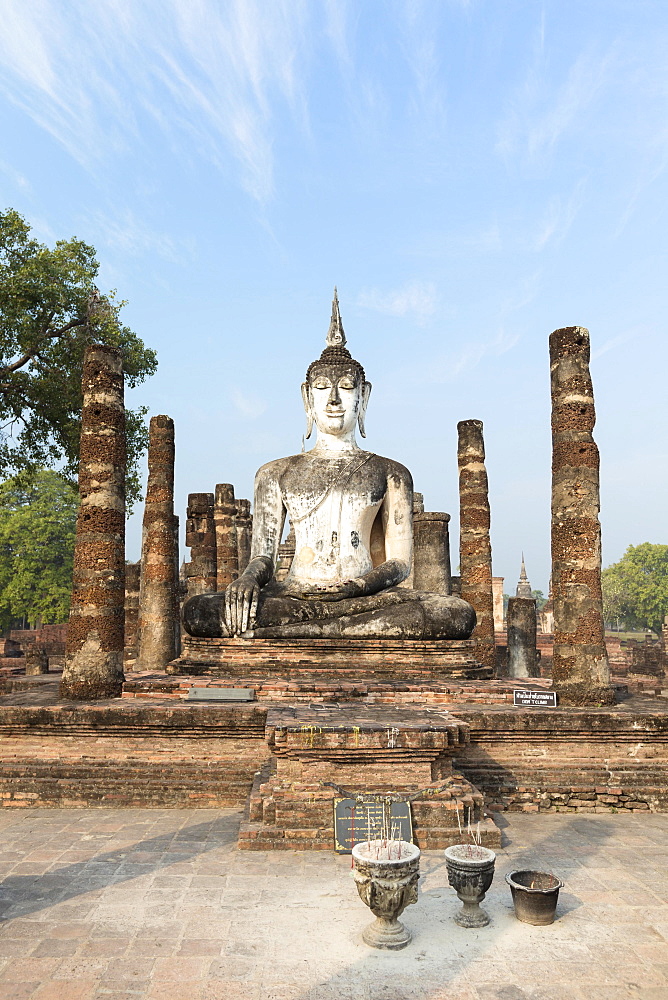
left=123, top=671, right=554, bottom=705
left=238, top=705, right=501, bottom=851
left=166, top=635, right=492, bottom=680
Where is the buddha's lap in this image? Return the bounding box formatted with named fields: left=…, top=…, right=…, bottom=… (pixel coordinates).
left=182, top=587, right=475, bottom=639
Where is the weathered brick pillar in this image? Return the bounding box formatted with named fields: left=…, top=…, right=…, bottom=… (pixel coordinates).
left=413, top=512, right=452, bottom=595
left=507, top=597, right=537, bottom=678
left=173, top=515, right=182, bottom=656
left=185, top=493, right=216, bottom=598
left=123, top=561, right=141, bottom=671
left=457, top=419, right=495, bottom=670
left=235, top=499, right=253, bottom=575
left=25, top=643, right=49, bottom=675
left=214, top=484, right=239, bottom=591
left=276, top=524, right=296, bottom=582
left=137, top=415, right=177, bottom=671
left=550, top=326, right=614, bottom=704
left=60, top=344, right=125, bottom=700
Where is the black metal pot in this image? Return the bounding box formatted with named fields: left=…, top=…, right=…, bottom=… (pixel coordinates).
left=505, top=870, right=564, bottom=925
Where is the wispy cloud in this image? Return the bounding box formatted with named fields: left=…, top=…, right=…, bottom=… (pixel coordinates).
left=496, top=33, right=616, bottom=165
left=84, top=209, right=195, bottom=264
left=533, top=179, right=586, bottom=250
left=357, top=281, right=438, bottom=323
left=0, top=0, right=311, bottom=202
left=435, top=328, right=520, bottom=383
left=231, top=388, right=268, bottom=420
left=591, top=330, right=635, bottom=361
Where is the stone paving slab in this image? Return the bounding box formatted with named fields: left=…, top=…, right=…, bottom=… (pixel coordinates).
left=0, top=809, right=666, bottom=999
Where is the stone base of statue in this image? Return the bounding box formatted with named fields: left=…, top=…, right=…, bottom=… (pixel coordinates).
left=237, top=705, right=501, bottom=851
left=166, top=635, right=493, bottom=681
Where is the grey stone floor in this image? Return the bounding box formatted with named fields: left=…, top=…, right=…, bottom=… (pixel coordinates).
left=0, top=809, right=666, bottom=1000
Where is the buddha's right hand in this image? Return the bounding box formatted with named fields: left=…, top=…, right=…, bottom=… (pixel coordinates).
left=224, top=575, right=260, bottom=635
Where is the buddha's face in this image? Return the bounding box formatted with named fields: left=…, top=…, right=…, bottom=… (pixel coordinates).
left=308, top=365, right=362, bottom=436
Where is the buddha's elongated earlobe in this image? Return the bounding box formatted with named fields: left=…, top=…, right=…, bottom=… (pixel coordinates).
left=358, top=381, right=372, bottom=438
left=301, top=382, right=314, bottom=439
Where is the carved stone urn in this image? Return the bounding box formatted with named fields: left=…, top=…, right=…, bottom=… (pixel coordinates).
left=351, top=840, right=421, bottom=950
left=444, top=844, right=496, bottom=928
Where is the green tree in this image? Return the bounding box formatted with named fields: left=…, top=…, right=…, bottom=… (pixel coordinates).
left=0, top=208, right=157, bottom=509
left=602, top=543, right=668, bottom=635
left=531, top=589, right=547, bottom=611
left=0, top=470, right=78, bottom=631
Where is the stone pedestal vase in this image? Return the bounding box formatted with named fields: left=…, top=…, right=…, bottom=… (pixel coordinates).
left=352, top=841, right=420, bottom=950
left=444, top=844, right=496, bottom=927
left=505, top=870, right=564, bottom=925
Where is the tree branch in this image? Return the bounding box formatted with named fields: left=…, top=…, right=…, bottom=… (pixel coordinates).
left=0, top=314, right=86, bottom=378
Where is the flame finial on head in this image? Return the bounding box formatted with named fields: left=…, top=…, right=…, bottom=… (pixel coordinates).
left=326, top=287, right=346, bottom=348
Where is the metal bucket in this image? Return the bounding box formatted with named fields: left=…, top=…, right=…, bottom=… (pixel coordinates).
left=505, top=870, right=564, bottom=925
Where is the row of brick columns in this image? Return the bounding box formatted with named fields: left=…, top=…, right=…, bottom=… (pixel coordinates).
left=61, top=328, right=614, bottom=704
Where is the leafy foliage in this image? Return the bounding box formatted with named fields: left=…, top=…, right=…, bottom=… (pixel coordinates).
left=602, top=543, right=668, bottom=635
left=0, top=208, right=157, bottom=510
left=0, top=470, right=78, bottom=631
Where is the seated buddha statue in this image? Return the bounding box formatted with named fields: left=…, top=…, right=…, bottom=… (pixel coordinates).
left=183, top=293, right=476, bottom=640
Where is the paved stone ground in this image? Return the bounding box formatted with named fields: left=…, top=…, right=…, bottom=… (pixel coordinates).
left=0, top=809, right=666, bottom=1000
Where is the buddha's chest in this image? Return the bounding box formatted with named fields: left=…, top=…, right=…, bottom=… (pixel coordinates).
left=279, top=454, right=386, bottom=541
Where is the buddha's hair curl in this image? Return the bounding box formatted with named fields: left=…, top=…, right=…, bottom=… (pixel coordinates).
left=306, top=345, right=366, bottom=384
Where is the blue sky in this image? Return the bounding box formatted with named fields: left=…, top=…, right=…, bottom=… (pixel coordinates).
left=1, top=0, right=666, bottom=595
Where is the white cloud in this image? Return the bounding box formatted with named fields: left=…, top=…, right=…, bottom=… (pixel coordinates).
left=84, top=209, right=194, bottom=264
left=533, top=180, right=585, bottom=251
left=0, top=0, right=311, bottom=202
left=496, top=37, right=616, bottom=165
left=357, top=281, right=438, bottom=323
left=231, top=388, right=268, bottom=420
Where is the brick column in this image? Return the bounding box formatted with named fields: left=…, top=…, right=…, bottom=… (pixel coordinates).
left=123, top=561, right=141, bottom=671
left=173, top=515, right=181, bottom=656
left=25, top=644, right=49, bottom=675
left=235, top=499, right=253, bottom=575
left=457, top=419, right=495, bottom=671
left=60, top=344, right=125, bottom=700
left=507, top=597, right=537, bottom=678
left=185, top=493, right=216, bottom=598
left=550, top=326, right=614, bottom=704
left=413, top=512, right=452, bottom=595
left=214, top=484, right=239, bottom=591
left=138, top=415, right=177, bottom=671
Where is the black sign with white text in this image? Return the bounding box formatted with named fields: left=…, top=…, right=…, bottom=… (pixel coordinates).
left=513, top=689, right=558, bottom=708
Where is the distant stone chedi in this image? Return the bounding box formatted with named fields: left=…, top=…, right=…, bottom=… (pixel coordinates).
left=184, top=293, right=475, bottom=640
left=549, top=326, right=613, bottom=704
left=60, top=344, right=126, bottom=700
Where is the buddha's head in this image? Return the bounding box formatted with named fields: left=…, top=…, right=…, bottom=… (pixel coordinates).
left=301, top=291, right=372, bottom=441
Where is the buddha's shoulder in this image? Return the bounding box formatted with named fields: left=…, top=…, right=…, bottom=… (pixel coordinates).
left=370, top=454, right=413, bottom=485
left=254, top=455, right=301, bottom=480
left=254, top=451, right=412, bottom=482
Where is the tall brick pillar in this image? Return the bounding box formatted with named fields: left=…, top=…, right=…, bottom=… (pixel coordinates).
left=138, top=415, right=178, bottom=671
left=457, top=419, right=495, bottom=671
left=214, top=484, right=239, bottom=591
left=235, top=499, right=253, bottom=575
left=60, top=344, right=125, bottom=700
left=549, top=326, right=614, bottom=705
left=185, top=493, right=216, bottom=598
left=124, top=561, right=141, bottom=671
left=173, top=515, right=182, bottom=656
